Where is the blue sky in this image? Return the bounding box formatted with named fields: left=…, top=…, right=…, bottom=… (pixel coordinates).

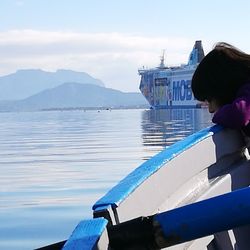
left=1, top=0, right=250, bottom=92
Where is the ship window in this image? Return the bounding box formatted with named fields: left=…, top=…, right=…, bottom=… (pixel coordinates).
left=155, top=78, right=168, bottom=86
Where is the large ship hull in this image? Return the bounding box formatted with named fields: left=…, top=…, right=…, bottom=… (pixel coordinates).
left=139, top=41, right=204, bottom=109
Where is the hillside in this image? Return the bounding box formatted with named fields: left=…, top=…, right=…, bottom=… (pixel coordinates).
left=0, top=82, right=148, bottom=111
left=0, top=69, right=105, bottom=101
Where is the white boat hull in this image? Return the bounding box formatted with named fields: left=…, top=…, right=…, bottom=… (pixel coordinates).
left=62, top=126, right=250, bottom=249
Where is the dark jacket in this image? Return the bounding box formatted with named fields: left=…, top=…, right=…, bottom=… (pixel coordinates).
left=212, top=83, right=250, bottom=136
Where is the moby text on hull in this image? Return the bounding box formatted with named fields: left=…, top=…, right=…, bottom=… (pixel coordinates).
left=138, top=40, right=205, bottom=109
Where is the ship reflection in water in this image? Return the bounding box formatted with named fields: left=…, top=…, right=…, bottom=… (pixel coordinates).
left=141, top=108, right=212, bottom=160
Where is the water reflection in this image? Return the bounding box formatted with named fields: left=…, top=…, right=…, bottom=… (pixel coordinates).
left=141, top=108, right=212, bottom=158
left=0, top=108, right=213, bottom=249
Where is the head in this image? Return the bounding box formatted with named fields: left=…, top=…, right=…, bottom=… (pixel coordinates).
left=191, top=42, right=250, bottom=108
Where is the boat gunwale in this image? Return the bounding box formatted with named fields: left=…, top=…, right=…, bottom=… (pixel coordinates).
left=93, top=125, right=223, bottom=211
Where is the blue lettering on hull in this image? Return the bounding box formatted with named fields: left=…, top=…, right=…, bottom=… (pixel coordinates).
left=173, top=80, right=193, bottom=101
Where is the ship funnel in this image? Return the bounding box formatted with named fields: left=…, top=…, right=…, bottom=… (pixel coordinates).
left=188, top=40, right=205, bottom=65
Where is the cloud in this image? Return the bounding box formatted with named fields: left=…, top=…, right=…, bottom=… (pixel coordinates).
left=0, top=29, right=197, bottom=91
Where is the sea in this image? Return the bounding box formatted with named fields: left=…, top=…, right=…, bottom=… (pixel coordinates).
left=0, top=108, right=212, bottom=250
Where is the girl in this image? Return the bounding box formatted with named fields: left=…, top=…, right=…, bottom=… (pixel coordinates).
left=191, top=42, right=250, bottom=136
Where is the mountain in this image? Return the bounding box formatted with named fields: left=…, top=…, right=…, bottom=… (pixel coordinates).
left=0, top=69, right=105, bottom=101
left=0, top=82, right=148, bottom=111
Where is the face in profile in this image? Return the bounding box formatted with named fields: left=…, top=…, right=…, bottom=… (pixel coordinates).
left=206, top=99, right=221, bottom=113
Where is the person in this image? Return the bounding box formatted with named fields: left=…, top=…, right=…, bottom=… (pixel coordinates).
left=191, top=42, right=250, bottom=136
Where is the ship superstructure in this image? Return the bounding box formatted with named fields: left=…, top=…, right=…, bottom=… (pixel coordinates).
left=139, top=41, right=205, bottom=108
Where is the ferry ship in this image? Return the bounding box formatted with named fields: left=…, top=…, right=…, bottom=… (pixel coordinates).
left=138, top=40, right=205, bottom=108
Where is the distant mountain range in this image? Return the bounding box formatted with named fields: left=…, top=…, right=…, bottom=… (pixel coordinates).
left=0, top=69, right=148, bottom=111
left=0, top=69, right=105, bottom=101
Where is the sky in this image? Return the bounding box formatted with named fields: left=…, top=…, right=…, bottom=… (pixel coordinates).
left=1, top=0, right=250, bottom=92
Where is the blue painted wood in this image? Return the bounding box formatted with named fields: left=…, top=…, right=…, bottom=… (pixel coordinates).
left=62, top=218, right=108, bottom=250
left=93, top=125, right=222, bottom=211
left=155, top=187, right=250, bottom=246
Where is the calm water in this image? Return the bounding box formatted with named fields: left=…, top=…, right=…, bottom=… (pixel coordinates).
left=0, top=108, right=212, bottom=249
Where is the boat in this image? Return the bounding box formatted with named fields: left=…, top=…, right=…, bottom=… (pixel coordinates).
left=138, top=40, right=205, bottom=109
left=38, top=125, right=250, bottom=249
